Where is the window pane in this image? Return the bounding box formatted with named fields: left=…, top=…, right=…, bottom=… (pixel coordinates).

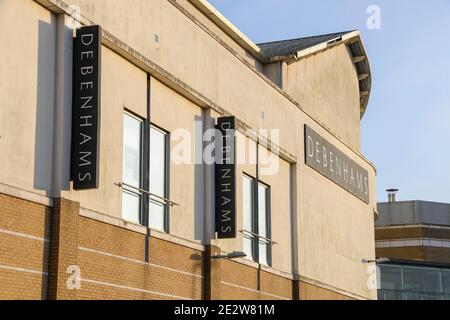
left=379, top=265, right=402, bottom=290
left=403, top=266, right=441, bottom=293
left=122, top=190, right=140, bottom=223
left=150, top=127, right=166, bottom=197
left=258, top=183, right=269, bottom=266
left=242, top=176, right=253, bottom=259
left=149, top=126, right=167, bottom=231
left=421, top=268, right=442, bottom=293
left=442, top=270, right=450, bottom=294
left=404, top=291, right=441, bottom=300
left=149, top=199, right=165, bottom=231
left=123, top=115, right=142, bottom=187
left=122, top=114, right=142, bottom=224
left=378, top=290, right=403, bottom=300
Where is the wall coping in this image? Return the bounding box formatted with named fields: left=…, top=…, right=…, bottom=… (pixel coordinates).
left=0, top=182, right=53, bottom=207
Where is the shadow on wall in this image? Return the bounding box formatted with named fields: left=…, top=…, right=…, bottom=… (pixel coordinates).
left=194, top=115, right=204, bottom=241
left=33, top=19, right=56, bottom=196
left=33, top=18, right=58, bottom=300
left=34, top=18, right=73, bottom=197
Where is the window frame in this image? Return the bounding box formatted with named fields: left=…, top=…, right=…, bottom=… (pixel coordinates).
left=242, top=173, right=255, bottom=261
left=122, top=111, right=171, bottom=233
left=149, top=123, right=170, bottom=233
left=242, top=173, right=272, bottom=267
left=257, top=181, right=272, bottom=267
left=122, top=111, right=145, bottom=225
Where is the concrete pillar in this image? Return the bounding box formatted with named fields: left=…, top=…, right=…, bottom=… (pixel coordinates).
left=203, top=108, right=216, bottom=244
left=51, top=14, right=73, bottom=198
left=47, top=198, right=79, bottom=300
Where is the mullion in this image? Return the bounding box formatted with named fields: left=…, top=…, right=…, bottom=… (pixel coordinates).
left=164, top=131, right=170, bottom=233
left=141, top=120, right=150, bottom=228
left=266, top=186, right=272, bottom=267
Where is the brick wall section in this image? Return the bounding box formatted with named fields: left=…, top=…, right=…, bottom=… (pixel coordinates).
left=78, top=216, right=203, bottom=300
left=260, top=271, right=293, bottom=300
left=0, top=193, right=50, bottom=300
left=298, top=281, right=354, bottom=300
left=1, top=194, right=359, bottom=300
left=220, top=259, right=293, bottom=300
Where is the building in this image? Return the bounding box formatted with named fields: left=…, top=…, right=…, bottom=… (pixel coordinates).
left=0, top=0, right=377, bottom=300
left=376, top=190, right=450, bottom=300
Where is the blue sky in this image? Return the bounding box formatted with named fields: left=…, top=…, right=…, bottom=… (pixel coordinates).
left=209, top=0, right=450, bottom=203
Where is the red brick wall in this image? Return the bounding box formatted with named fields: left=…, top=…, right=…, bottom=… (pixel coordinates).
left=299, top=281, right=354, bottom=300
left=219, top=259, right=293, bottom=300
left=77, top=216, right=204, bottom=300
left=0, top=194, right=357, bottom=300
left=0, top=193, right=50, bottom=300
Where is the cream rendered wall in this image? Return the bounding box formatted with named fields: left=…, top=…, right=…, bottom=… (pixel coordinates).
left=0, top=0, right=55, bottom=197
left=298, top=116, right=377, bottom=299
left=177, top=0, right=263, bottom=71
left=260, top=156, right=292, bottom=274
left=68, top=0, right=301, bottom=155
left=285, top=45, right=362, bottom=149
left=150, top=78, right=203, bottom=243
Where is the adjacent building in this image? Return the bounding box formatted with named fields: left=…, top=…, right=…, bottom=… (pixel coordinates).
left=0, top=0, right=377, bottom=300
left=376, top=190, right=450, bottom=300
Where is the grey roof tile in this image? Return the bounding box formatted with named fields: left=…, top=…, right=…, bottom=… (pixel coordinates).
left=258, top=31, right=355, bottom=58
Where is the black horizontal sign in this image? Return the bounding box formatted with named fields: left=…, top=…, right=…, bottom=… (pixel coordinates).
left=305, top=125, right=370, bottom=204
left=71, top=25, right=102, bottom=190
left=215, top=116, right=236, bottom=239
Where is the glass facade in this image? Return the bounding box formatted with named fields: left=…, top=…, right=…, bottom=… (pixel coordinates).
left=378, top=263, right=450, bottom=300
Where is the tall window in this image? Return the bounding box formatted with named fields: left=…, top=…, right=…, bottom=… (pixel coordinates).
left=122, top=113, right=143, bottom=224
left=122, top=113, right=170, bottom=231
left=242, top=174, right=272, bottom=266
left=149, top=125, right=168, bottom=231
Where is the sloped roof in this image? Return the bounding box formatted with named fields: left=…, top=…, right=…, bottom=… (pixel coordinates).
left=258, top=31, right=354, bottom=58
left=258, top=31, right=372, bottom=118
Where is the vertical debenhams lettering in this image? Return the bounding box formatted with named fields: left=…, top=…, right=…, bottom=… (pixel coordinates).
left=71, top=25, right=102, bottom=190
left=215, top=117, right=236, bottom=239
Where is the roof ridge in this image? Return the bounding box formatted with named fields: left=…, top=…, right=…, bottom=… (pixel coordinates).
left=257, top=30, right=356, bottom=46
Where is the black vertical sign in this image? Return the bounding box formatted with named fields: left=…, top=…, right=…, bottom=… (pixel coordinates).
left=71, top=25, right=102, bottom=190
left=215, top=117, right=236, bottom=239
